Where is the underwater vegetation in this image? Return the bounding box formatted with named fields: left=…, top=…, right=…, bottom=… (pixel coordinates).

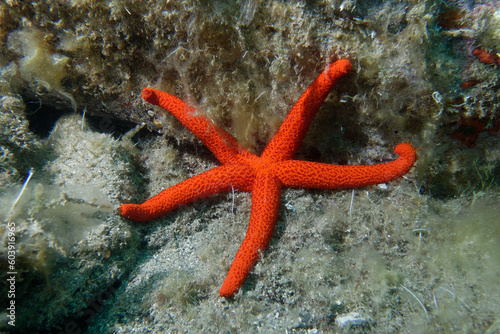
left=0, top=0, right=498, bottom=333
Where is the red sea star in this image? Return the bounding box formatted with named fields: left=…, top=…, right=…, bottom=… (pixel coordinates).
left=120, top=59, right=417, bottom=298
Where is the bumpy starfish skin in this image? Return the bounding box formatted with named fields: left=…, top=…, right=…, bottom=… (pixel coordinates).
left=120, top=59, right=418, bottom=297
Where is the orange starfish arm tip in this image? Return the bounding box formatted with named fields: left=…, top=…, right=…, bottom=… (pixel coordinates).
left=325, top=58, right=352, bottom=79
left=142, top=88, right=159, bottom=104
left=393, top=142, right=417, bottom=163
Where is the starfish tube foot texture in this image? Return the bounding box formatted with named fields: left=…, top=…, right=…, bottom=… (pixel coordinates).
left=119, top=59, right=418, bottom=298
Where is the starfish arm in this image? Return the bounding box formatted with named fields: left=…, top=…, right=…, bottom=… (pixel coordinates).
left=219, top=170, right=282, bottom=298
left=142, top=88, right=242, bottom=164
left=272, top=143, right=417, bottom=189
left=120, top=164, right=254, bottom=222
left=262, top=59, right=352, bottom=162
